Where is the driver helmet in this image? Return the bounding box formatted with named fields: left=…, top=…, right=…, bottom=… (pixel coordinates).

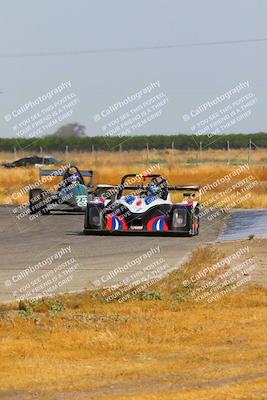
left=68, top=167, right=77, bottom=175
left=69, top=173, right=79, bottom=184
left=68, top=167, right=79, bottom=185
left=147, top=185, right=161, bottom=197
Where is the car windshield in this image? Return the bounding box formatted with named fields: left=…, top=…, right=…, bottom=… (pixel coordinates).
left=44, top=157, right=60, bottom=164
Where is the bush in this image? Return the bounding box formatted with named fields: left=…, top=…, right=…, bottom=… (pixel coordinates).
left=138, top=291, right=163, bottom=301
left=18, top=298, right=65, bottom=316
left=18, top=300, right=33, bottom=317
left=172, top=293, right=190, bottom=302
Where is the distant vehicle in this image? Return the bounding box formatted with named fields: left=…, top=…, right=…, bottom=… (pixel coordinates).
left=2, top=155, right=61, bottom=168
left=84, top=174, right=201, bottom=236
left=29, top=165, right=94, bottom=214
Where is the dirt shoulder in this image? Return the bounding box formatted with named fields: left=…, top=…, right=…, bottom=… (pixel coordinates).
left=216, top=237, right=267, bottom=288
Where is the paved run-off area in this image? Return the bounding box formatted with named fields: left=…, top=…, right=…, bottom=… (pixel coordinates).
left=0, top=205, right=226, bottom=303
left=1, top=206, right=267, bottom=303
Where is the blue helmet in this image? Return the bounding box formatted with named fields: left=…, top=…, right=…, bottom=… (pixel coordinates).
left=147, top=185, right=161, bottom=197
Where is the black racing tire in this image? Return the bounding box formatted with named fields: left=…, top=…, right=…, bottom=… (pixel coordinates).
left=29, top=188, right=43, bottom=215
left=196, top=216, right=200, bottom=235
left=40, top=191, right=52, bottom=215
left=84, top=204, right=104, bottom=230
left=84, top=205, right=90, bottom=230
left=193, top=213, right=200, bottom=236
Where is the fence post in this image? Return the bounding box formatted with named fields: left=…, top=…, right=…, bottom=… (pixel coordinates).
left=227, top=140, right=230, bottom=165
left=248, top=138, right=252, bottom=165
left=171, top=141, right=175, bottom=157
left=199, top=141, right=202, bottom=164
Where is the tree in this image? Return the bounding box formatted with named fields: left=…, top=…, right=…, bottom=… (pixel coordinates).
left=54, top=123, right=86, bottom=137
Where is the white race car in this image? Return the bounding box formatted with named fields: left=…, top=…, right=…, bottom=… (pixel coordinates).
left=84, top=174, right=200, bottom=236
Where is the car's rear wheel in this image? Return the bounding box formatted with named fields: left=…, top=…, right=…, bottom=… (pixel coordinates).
left=40, top=191, right=51, bottom=215
left=29, top=189, right=43, bottom=215
left=185, top=210, right=198, bottom=236
left=194, top=206, right=200, bottom=235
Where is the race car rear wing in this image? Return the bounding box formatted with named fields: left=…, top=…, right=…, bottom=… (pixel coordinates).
left=115, top=174, right=201, bottom=199
left=116, top=184, right=201, bottom=200
left=167, top=185, right=200, bottom=191
left=39, top=169, right=93, bottom=177
left=39, top=168, right=94, bottom=186
left=120, top=185, right=200, bottom=191
left=167, top=185, right=201, bottom=200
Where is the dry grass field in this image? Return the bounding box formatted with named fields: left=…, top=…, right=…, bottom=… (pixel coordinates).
left=0, top=148, right=267, bottom=207
left=1, top=243, right=267, bottom=399
left=1, top=149, right=267, bottom=399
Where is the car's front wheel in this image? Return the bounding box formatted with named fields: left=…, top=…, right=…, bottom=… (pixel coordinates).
left=84, top=204, right=104, bottom=230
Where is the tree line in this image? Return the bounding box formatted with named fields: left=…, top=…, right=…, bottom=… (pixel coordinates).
left=0, top=133, right=266, bottom=152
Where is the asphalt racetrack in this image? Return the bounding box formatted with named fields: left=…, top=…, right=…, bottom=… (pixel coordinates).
left=218, top=209, right=267, bottom=241
left=0, top=205, right=227, bottom=302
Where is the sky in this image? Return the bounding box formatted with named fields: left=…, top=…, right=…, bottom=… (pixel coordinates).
left=0, top=0, right=267, bottom=138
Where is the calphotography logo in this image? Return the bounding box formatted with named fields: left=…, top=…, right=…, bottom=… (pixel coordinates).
left=3, top=81, right=81, bottom=139
left=3, top=245, right=81, bottom=301
left=181, top=80, right=258, bottom=138
left=92, top=80, right=169, bottom=138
